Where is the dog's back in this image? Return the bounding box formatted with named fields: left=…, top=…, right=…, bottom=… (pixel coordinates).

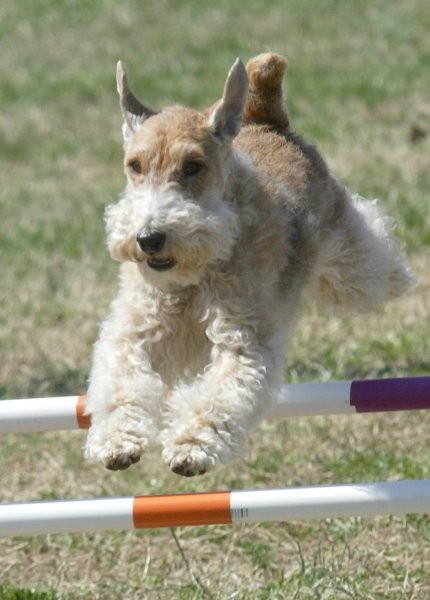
left=238, top=54, right=415, bottom=312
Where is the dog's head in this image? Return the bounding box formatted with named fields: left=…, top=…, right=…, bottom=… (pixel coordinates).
left=106, top=59, right=249, bottom=288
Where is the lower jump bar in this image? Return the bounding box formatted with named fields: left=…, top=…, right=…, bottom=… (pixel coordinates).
left=1, top=479, right=429, bottom=536
left=1, top=377, right=429, bottom=434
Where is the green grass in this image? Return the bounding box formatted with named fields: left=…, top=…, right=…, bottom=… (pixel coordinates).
left=1, top=0, right=430, bottom=598
left=0, top=584, right=60, bottom=600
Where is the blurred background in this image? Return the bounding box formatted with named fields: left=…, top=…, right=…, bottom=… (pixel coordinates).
left=0, top=1, right=429, bottom=598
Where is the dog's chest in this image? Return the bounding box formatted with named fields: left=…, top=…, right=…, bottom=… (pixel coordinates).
left=149, top=292, right=210, bottom=386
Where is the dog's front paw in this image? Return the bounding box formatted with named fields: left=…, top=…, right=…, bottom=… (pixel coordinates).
left=85, top=432, right=145, bottom=471
left=161, top=426, right=232, bottom=477
left=163, top=441, right=217, bottom=477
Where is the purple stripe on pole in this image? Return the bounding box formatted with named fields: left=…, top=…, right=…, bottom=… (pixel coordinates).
left=350, top=377, right=430, bottom=413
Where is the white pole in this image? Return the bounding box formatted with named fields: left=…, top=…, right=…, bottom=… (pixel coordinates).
left=0, top=396, right=82, bottom=433
left=230, top=479, right=430, bottom=522
left=0, top=480, right=429, bottom=537
left=267, top=380, right=353, bottom=417
left=0, top=497, right=134, bottom=536
left=0, top=383, right=354, bottom=434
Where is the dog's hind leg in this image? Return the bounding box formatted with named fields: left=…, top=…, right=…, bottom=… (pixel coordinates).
left=310, top=193, right=415, bottom=313
left=243, top=52, right=291, bottom=132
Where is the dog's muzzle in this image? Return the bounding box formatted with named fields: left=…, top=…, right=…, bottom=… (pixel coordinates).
left=136, top=231, right=176, bottom=271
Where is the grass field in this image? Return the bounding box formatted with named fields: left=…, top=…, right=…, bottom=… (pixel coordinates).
left=1, top=0, right=429, bottom=598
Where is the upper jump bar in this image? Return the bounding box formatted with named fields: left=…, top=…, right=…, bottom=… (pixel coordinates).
left=0, top=376, right=429, bottom=434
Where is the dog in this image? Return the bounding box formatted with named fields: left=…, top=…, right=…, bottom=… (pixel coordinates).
left=84, top=53, right=414, bottom=476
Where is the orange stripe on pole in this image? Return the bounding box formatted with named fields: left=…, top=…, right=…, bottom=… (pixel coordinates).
left=133, top=491, right=232, bottom=528
left=76, top=395, right=91, bottom=429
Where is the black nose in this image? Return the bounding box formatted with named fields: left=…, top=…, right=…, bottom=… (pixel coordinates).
left=136, top=231, right=166, bottom=254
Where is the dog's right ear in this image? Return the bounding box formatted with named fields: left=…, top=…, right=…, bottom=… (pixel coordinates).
left=116, top=61, right=156, bottom=141
left=208, top=58, right=248, bottom=142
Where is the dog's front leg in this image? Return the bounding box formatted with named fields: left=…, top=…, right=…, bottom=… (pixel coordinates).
left=84, top=314, right=164, bottom=470
left=161, top=322, right=281, bottom=477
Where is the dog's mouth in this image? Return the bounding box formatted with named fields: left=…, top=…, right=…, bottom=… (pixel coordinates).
left=147, top=257, right=176, bottom=272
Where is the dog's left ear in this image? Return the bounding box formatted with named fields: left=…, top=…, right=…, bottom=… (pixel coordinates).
left=116, top=61, right=157, bottom=141
left=209, top=58, right=249, bottom=142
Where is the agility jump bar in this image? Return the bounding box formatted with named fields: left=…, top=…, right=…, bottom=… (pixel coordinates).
left=1, top=376, right=429, bottom=434
left=1, top=479, right=429, bottom=536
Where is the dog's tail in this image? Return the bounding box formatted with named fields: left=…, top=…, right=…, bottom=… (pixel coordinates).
left=242, top=52, right=290, bottom=133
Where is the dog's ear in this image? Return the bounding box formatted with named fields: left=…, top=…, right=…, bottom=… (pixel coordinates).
left=208, top=58, right=248, bottom=142
left=116, top=61, right=157, bottom=141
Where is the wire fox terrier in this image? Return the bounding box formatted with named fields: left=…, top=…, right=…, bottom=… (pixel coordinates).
left=84, top=53, right=414, bottom=476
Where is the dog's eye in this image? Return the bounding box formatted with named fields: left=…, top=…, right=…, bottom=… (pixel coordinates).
left=128, top=160, right=142, bottom=174
left=183, top=160, right=203, bottom=178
